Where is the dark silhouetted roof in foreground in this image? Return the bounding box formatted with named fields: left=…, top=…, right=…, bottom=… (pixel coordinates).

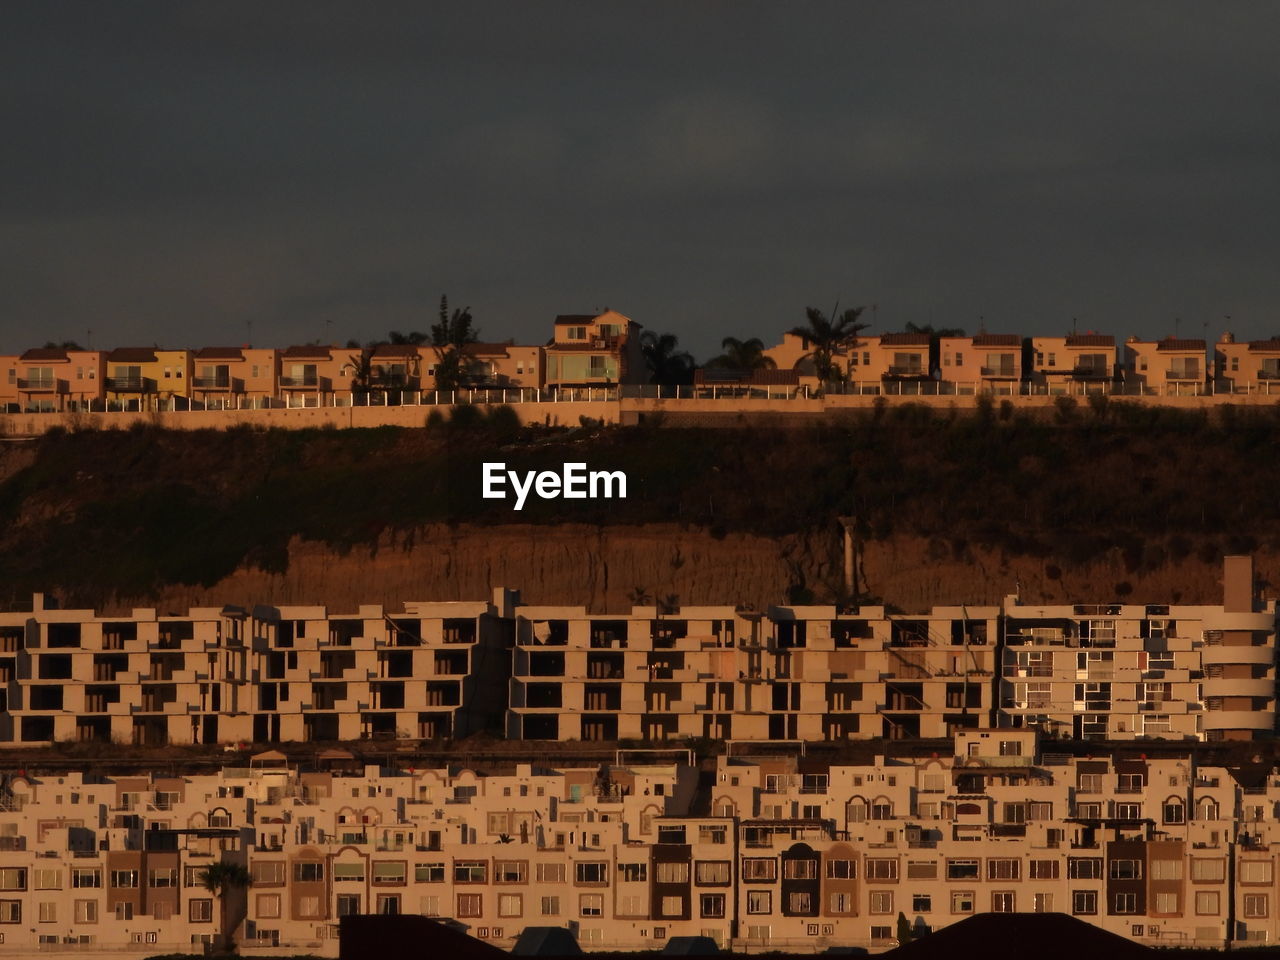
left=882, top=912, right=1152, bottom=960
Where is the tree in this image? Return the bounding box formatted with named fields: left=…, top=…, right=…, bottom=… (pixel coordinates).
left=198, top=861, right=253, bottom=952
left=789, top=303, right=868, bottom=383
left=431, top=296, right=479, bottom=391
left=640, top=331, right=695, bottom=386
left=705, top=336, right=776, bottom=371
left=43, top=340, right=84, bottom=351
left=896, top=910, right=914, bottom=945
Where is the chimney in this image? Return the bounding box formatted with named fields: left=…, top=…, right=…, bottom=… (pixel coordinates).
left=1223, top=555, right=1255, bottom=613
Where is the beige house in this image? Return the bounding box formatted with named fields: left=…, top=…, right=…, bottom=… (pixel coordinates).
left=544, top=310, right=645, bottom=390
left=191, top=347, right=279, bottom=409
left=278, top=345, right=356, bottom=407
left=763, top=331, right=932, bottom=391
left=937, top=334, right=1022, bottom=393
left=103, top=348, right=194, bottom=411
left=1215, top=334, right=1280, bottom=394
left=0, top=347, right=106, bottom=412
left=1123, top=337, right=1208, bottom=395
left=1027, top=335, right=1116, bottom=393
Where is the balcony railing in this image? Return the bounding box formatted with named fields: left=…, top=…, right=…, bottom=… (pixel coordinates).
left=17, top=378, right=59, bottom=392
left=193, top=376, right=234, bottom=390
left=1070, top=365, right=1110, bottom=379
left=105, top=376, right=154, bottom=392
left=279, top=376, right=320, bottom=388
left=1164, top=369, right=1203, bottom=381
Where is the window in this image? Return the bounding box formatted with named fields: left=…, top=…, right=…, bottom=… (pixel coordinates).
left=913, top=894, right=932, bottom=912
left=457, top=894, right=482, bottom=918
left=992, top=892, right=1015, bottom=913
left=115, top=902, right=133, bottom=921
left=1117, top=772, right=1144, bottom=792
left=334, top=863, right=364, bottom=883
left=698, top=825, right=727, bottom=844
left=1150, top=859, right=1182, bottom=880
left=1162, top=799, right=1185, bottom=824
left=190, top=899, right=213, bottom=922
left=498, top=894, right=522, bottom=917
left=34, top=869, right=61, bottom=890
left=619, top=863, right=647, bottom=883
left=416, top=863, right=445, bottom=883
left=110, top=870, right=138, bottom=888
left=656, top=862, right=689, bottom=884
left=1110, top=859, right=1142, bottom=880
left=149, top=868, right=177, bottom=888
left=71, top=868, right=102, bottom=889
left=257, top=894, right=282, bottom=918
left=1195, top=891, right=1220, bottom=915
left=540, top=896, right=560, bottom=916
left=1192, top=858, right=1225, bottom=882
left=827, top=859, right=855, bottom=879
left=1073, top=891, right=1097, bottom=915
left=660, top=895, right=684, bottom=917
left=1030, top=860, right=1059, bottom=880
left=952, top=891, right=975, bottom=914
left=947, top=859, right=980, bottom=880
left=536, top=863, right=565, bottom=883
left=988, top=859, right=1020, bottom=881
left=1242, top=860, right=1274, bottom=884
left=829, top=892, right=852, bottom=913
left=38, top=902, right=56, bottom=923
left=1114, top=802, right=1142, bottom=820
left=575, top=862, right=607, bottom=885
left=1033, top=893, right=1053, bottom=913
left=906, top=860, right=936, bottom=880
left=74, top=899, right=97, bottom=923
left=250, top=861, right=284, bottom=885
left=700, top=893, right=725, bottom=918
left=1114, top=893, right=1138, bottom=914
left=0, top=870, right=26, bottom=891
left=783, top=859, right=817, bottom=880
left=865, top=859, right=897, bottom=880
left=579, top=894, right=603, bottom=917
left=336, top=894, right=361, bottom=917
left=1245, top=894, right=1269, bottom=918
left=0, top=901, right=18, bottom=923
left=788, top=892, right=812, bottom=913
left=1154, top=892, right=1179, bottom=914
left=747, top=891, right=772, bottom=914
left=455, top=861, right=487, bottom=883
left=871, top=925, right=893, bottom=941
left=695, top=861, right=730, bottom=885
left=293, top=862, right=323, bottom=882
left=742, top=858, right=776, bottom=882
left=869, top=891, right=893, bottom=914
left=374, top=862, right=406, bottom=885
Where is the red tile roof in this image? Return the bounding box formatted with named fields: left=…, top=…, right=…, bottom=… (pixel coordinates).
left=370, top=344, right=421, bottom=358
left=1248, top=338, right=1280, bottom=352
left=878, top=333, right=930, bottom=346
left=971, top=334, right=1021, bottom=347
left=1065, top=334, right=1115, bottom=347
left=19, top=348, right=69, bottom=362
left=554, top=314, right=599, bottom=325
left=194, top=347, right=245, bottom=360
left=281, top=345, right=334, bottom=359
left=106, top=347, right=159, bottom=363
left=1156, top=338, right=1206, bottom=351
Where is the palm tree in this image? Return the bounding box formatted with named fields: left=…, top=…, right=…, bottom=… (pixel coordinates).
left=705, top=337, right=776, bottom=371
left=431, top=296, right=480, bottom=391
left=789, top=303, right=868, bottom=383
left=640, top=331, right=695, bottom=386
left=198, top=861, right=253, bottom=952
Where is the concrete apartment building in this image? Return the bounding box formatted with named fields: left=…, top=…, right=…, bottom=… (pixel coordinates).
left=1215, top=333, right=1280, bottom=395
left=999, top=556, right=1277, bottom=742
left=1026, top=335, right=1117, bottom=393
left=2, top=558, right=1273, bottom=749
left=5, top=732, right=1280, bottom=955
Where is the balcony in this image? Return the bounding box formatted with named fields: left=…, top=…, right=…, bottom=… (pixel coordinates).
left=193, top=376, right=239, bottom=391
left=17, top=378, right=61, bottom=392
left=1258, top=369, right=1280, bottom=380
left=885, top=366, right=926, bottom=378
left=370, top=373, right=413, bottom=388
left=105, top=376, right=154, bottom=393
left=1070, top=365, right=1110, bottom=380
left=279, top=376, right=320, bottom=389
left=980, top=367, right=1019, bottom=379
left=1164, top=369, right=1203, bottom=382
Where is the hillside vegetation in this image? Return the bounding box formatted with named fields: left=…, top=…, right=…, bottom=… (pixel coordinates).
left=1, top=400, right=1279, bottom=609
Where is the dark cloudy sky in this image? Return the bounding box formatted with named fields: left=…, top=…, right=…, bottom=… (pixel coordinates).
left=4, top=2, right=1279, bottom=360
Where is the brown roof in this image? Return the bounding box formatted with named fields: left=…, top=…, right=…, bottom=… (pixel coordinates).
left=281, top=345, right=334, bottom=359
left=878, top=333, right=930, bottom=346
left=694, top=368, right=799, bottom=386
left=546, top=342, right=617, bottom=352
left=971, top=334, right=1021, bottom=347
left=194, top=347, right=245, bottom=360
left=19, top=348, right=69, bottom=362
left=554, top=313, right=599, bottom=325
left=1156, top=337, right=1205, bottom=351
left=461, top=341, right=515, bottom=357
left=106, top=347, right=158, bottom=363
left=370, top=344, right=421, bottom=359
left=1248, top=338, right=1280, bottom=352
left=1065, top=334, right=1115, bottom=347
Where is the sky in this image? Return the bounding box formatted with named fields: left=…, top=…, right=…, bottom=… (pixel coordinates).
left=3, top=2, right=1280, bottom=361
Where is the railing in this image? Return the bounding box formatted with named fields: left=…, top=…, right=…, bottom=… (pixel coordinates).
left=17, top=378, right=58, bottom=391
left=192, top=376, right=232, bottom=389
left=279, top=376, right=320, bottom=388
left=104, top=376, right=151, bottom=392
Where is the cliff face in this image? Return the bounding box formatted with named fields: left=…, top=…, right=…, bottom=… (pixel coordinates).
left=132, top=525, right=1264, bottom=615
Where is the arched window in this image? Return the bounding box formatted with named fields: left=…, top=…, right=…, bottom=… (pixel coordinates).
left=870, top=796, right=893, bottom=820
left=845, top=797, right=868, bottom=823
left=1162, top=797, right=1186, bottom=824
left=1196, top=797, right=1219, bottom=821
